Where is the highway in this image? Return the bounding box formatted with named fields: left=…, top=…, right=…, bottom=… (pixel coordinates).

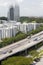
left=0, top=31, right=43, bottom=61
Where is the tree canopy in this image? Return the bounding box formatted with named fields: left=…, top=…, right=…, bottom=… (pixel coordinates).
left=20, top=17, right=43, bottom=23
left=0, top=17, right=7, bottom=20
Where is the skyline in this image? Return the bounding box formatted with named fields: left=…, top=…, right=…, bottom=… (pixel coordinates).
left=0, top=0, right=43, bottom=17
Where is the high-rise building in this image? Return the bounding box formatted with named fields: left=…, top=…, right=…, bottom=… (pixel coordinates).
left=8, top=6, right=14, bottom=21
left=8, top=4, right=19, bottom=21
left=14, top=4, right=20, bottom=21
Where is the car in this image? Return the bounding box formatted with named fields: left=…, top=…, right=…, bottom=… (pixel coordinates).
left=3, top=51, right=7, bottom=54
left=8, top=50, right=12, bottom=53
left=34, top=58, right=40, bottom=62
left=34, top=38, right=38, bottom=41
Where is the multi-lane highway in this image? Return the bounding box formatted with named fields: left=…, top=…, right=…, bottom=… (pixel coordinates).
left=0, top=31, right=43, bottom=61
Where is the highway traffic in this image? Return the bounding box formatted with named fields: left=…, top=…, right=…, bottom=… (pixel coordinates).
left=0, top=31, right=43, bottom=60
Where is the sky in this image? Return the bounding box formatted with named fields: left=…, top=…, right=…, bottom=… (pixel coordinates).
left=0, top=0, right=43, bottom=17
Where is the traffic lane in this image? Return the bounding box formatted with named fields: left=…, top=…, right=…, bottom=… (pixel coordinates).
left=0, top=33, right=43, bottom=51
left=31, top=35, right=43, bottom=41
left=0, top=40, right=28, bottom=55
left=0, top=38, right=43, bottom=57
left=0, top=31, right=43, bottom=51
left=0, top=38, right=43, bottom=61
left=0, top=35, right=43, bottom=55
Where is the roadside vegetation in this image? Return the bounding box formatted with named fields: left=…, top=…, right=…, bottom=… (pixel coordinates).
left=39, top=50, right=43, bottom=57
left=2, top=57, right=33, bottom=65
left=28, top=42, right=43, bottom=58
left=29, top=49, right=43, bottom=60
left=0, top=33, right=27, bottom=48
left=29, top=50, right=39, bottom=59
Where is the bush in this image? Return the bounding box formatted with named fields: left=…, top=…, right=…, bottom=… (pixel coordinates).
left=29, top=50, right=39, bottom=59
left=2, top=57, right=33, bottom=65
left=13, top=33, right=27, bottom=42
left=0, top=33, right=27, bottom=48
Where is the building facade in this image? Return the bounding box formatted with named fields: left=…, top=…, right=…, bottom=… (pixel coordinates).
left=14, top=4, right=20, bottom=21
left=0, top=21, right=42, bottom=40
left=8, top=4, right=19, bottom=21
left=8, top=6, right=14, bottom=21
left=14, top=5, right=19, bottom=21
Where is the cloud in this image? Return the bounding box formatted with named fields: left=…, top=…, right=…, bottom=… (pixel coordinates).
left=0, top=0, right=10, bottom=7
left=15, top=0, right=24, bottom=5
left=0, top=0, right=24, bottom=7
left=0, top=2, right=8, bottom=7
left=40, top=2, right=43, bottom=7
left=16, top=0, right=23, bottom=3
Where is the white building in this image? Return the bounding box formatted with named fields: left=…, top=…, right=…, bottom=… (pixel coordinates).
left=0, top=20, right=8, bottom=24
left=0, top=24, right=18, bottom=40
left=0, top=20, right=42, bottom=39
left=19, top=23, right=40, bottom=33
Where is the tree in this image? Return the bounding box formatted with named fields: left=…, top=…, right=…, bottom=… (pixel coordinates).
left=29, top=50, right=39, bottom=59
left=0, top=17, right=8, bottom=20
left=2, top=57, right=33, bottom=65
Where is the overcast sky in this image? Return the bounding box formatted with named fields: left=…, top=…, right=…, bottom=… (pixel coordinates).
left=0, top=0, right=43, bottom=17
